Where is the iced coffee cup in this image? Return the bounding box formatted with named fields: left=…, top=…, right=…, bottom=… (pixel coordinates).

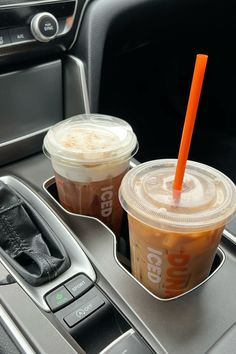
left=43, top=114, right=138, bottom=236
left=119, top=159, right=236, bottom=298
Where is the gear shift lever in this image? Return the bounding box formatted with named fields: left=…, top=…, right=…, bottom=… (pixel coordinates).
left=0, top=181, right=70, bottom=286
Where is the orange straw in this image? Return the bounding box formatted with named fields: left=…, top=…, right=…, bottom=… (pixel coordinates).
left=173, top=54, right=208, bottom=193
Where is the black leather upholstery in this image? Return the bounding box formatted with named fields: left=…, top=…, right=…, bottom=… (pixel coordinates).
left=0, top=181, right=70, bottom=286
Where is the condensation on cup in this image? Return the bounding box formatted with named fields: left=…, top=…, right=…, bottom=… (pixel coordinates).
left=43, top=114, right=138, bottom=236
left=119, top=159, right=236, bottom=298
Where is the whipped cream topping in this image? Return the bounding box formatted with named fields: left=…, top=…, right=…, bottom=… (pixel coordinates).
left=44, top=114, right=138, bottom=164
left=44, top=114, right=138, bottom=181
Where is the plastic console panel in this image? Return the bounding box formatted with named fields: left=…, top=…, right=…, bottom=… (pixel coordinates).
left=0, top=155, right=236, bottom=353
left=0, top=172, right=154, bottom=354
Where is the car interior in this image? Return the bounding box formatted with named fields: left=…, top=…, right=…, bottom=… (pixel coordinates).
left=1, top=0, right=236, bottom=353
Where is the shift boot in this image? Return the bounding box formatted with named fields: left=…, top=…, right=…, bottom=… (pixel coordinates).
left=0, top=181, right=69, bottom=286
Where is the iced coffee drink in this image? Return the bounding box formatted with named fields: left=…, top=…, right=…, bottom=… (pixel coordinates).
left=119, top=159, right=236, bottom=298
left=43, top=114, right=138, bottom=236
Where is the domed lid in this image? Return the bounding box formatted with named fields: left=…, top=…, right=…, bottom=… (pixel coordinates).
left=119, top=159, right=236, bottom=231
left=43, top=114, right=138, bottom=165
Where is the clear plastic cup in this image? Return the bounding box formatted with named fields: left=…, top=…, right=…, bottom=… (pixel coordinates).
left=43, top=114, right=138, bottom=236
left=119, top=159, right=236, bottom=298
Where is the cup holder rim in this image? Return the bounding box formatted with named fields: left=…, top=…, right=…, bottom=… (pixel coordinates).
left=115, top=246, right=225, bottom=302
left=43, top=175, right=226, bottom=302
left=43, top=176, right=99, bottom=219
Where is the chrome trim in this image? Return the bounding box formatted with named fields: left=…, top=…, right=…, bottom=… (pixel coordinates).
left=44, top=176, right=99, bottom=217
left=223, top=229, right=236, bottom=245
left=64, top=55, right=90, bottom=115
left=0, top=0, right=74, bottom=8
left=99, top=329, right=135, bottom=354
left=119, top=246, right=225, bottom=302
left=69, top=0, right=90, bottom=50
left=31, top=12, right=59, bottom=42
left=130, top=160, right=137, bottom=169
left=43, top=174, right=226, bottom=302
left=0, top=39, right=35, bottom=48
left=0, top=126, right=50, bottom=148
left=0, top=304, right=36, bottom=354
left=0, top=176, right=96, bottom=312
left=68, top=55, right=90, bottom=114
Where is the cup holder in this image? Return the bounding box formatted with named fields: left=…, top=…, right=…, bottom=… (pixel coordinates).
left=43, top=176, right=226, bottom=301
left=117, top=213, right=225, bottom=301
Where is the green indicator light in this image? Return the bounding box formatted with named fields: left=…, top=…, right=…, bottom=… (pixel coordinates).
left=55, top=293, right=64, bottom=301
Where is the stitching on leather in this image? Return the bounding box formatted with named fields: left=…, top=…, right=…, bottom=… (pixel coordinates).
left=42, top=253, right=58, bottom=279
left=0, top=213, right=25, bottom=257
left=30, top=252, right=50, bottom=278
left=0, top=216, right=17, bottom=252
left=46, top=255, right=58, bottom=277
left=30, top=252, right=54, bottom=280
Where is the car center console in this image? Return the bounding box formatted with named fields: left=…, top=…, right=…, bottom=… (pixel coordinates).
left=0, top=0, right=158, bottom=345
left=1, top=0, right=236, bottom=353
left=0, top=175, right=154, bottom=354
left=1, top=148, right=236, bottom=354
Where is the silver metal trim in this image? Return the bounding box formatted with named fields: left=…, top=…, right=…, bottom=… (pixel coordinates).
left=0, top=126, right=50, bottom=148
left=69, top=0, right=90, bottom=50
left=0, top=176, right=96, bottom=312
left=99, top=329, right=135, bottom=354
left=0, top=39, right=35, bottom=48
left=0, top=304, right=36, bottom=354
left=0, top=0, right=73, bottom=8
left=31, top=12, right=59, bottom=42
left=119, top=246, right=226, bottom=302
left=130, top=160, right=137, bottom=169
left=67, top=55, right=90, bottom=114
left=63, top=55, right=90, bottom=116
left=43, top=176, right=100, bottom=218
left=223, top=229, right=236, bottom=245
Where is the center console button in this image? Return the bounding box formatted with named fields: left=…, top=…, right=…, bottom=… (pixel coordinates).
left=0, top=30, right=11, bottom=46
left=9, top=27, right=33, bottom=43
left=46, top=286, right=73, bottom=311
left=31, top=12, right=59, bottom=42
left=65, top=274, right=93, bottom=299
left=63, top=296, right=105, bottom=328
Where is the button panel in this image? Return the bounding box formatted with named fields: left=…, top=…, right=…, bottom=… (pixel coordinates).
left=39, top=15, right=58, bottom=38
left=45, top=275, right=94, bottom=312
left=9, top=27, right=33, bottom=43
left=46, top=286, right=73, bottom=311
left=0, top=30, right=11, bottom=46
left=0, top=0, right=76, bottom=50
left=64, top=296, right=105, bottom=328
left=65, top=274, right=93, bottom=299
